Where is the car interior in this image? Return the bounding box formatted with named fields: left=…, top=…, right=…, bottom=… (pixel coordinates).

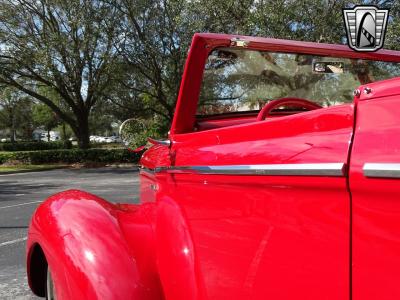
left=194, top=48, right=400, bottom=132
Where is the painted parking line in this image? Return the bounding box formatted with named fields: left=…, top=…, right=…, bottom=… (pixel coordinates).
left=0, top=237, right=27, bottom=247
left=0, top=201, right=42, bottom=210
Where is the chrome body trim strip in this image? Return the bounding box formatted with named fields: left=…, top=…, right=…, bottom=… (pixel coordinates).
left=363, top=163, right=400, bottom=178
left=140, top=163, right=346, bottom=177
left=147, top=137, right=171, bottom=146
left=140, top=167, right=158, bottom=175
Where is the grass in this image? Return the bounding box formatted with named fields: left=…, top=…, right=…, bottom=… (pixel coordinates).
left=0, top=164, right=68, bottom=173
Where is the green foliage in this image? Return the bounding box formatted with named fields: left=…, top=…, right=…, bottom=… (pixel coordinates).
left=0, top=141, right=72, bottom=152
left=0, top=87, right=33, bottom=140
left=55, top=123, right=74, bottom=141
left=0, top=152, right=14, bottom=164
left=0, top=148, right=139, bottom=165
left=89, top=104, right=116, bottom=136
left=120, top=117, right=164, bottom=149
left=32, top=104, right=60, bottom=132
left=0, top=0, right=122, bottom=148
left=90, top=143, right=122, bottom=149
left=1, top=0, right=400, bottom=147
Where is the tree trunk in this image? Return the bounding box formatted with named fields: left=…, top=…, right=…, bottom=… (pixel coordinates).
left=10, top=113, right=15, bottom=142
left=75, top=112, right=90, bottom=149
left=10, top=129, right=16, bottom=142
left=62, top=123, right=67, bottom=141
left=47, top=129, right=50, bottom=142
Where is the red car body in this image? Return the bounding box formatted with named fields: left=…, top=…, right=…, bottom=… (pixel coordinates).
left=26, top=33, right=400, bottom=299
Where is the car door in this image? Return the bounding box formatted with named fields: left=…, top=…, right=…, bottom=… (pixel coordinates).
left=168, top=104, right=353, bottom=299
left=350, top=80, right=400, bottom=299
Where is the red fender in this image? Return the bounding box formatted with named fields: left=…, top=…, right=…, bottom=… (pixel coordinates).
left=155, top=196, right=207, bottom=300
left=26, top=189, right=164, bottom=300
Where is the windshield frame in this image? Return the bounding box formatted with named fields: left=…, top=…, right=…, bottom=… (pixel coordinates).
left=170, top=33, right=400, bottom=135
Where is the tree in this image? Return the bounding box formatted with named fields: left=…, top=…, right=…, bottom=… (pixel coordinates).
left=1, top=0, right=400, bottom=145
left=32, top=104, right=60, bottom=141
left=114, top=0, right=400, bottom=128
left=113, top=0, right=336, bottom=125
left=0, top=87, right=32, bottom=141
left=112, top=0, right=253, bottom=128
left=114, top=0, right=202, bottom=123
left=0, top=0, right=122, bottom=148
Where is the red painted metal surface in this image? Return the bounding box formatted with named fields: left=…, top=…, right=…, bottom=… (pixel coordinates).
left=26, top=33, right=400, bottom=299
left=26, top=190, right=163, bottom=300
left=350, top=78, right=400, bottom=300
left=167, top=104, right=353, bottom=300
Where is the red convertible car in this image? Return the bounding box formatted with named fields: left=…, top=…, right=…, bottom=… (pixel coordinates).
left=27, top=33, right=400, bottom=299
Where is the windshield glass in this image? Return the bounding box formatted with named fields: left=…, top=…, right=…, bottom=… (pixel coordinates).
left=198, top=48, right=400, bottom=115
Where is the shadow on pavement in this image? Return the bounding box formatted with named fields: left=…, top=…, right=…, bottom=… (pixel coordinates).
left=0, top=226, right=28, bottom=229
left=67, top=167, right=139, bottom=174
left=0, top=181, right=60, bottom=198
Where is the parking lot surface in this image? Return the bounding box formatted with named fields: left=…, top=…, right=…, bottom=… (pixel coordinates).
left=0, top=167, right=140, bottom=299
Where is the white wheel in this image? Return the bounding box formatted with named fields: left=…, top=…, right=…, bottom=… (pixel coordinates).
left=46, top=267, right=56, bottom=300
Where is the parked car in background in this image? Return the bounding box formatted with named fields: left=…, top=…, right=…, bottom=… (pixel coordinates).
left=103, top=137, right=114, bottom=143
left=105, top=136, right=121, bottom=143
left=26, top=33, right=400, bottom=299
left=90, top=135, right=121, bottom=143
left=95, top=136, right=107, bottom=143
left=40, top=131, right=60, bottom=142
left=89, top=135, right=99, bottom=142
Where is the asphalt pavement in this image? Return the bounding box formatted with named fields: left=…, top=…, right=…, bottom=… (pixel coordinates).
left=0, top=167, right=140, bottom=299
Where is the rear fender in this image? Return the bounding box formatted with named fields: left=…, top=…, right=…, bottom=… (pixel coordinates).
left=27, top=189, right=163, bottom=300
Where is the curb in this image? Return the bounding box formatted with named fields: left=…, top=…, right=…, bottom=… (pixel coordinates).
left=0, top=164, right=140, bottom=175
left=0, top=165, right=69, bottom=175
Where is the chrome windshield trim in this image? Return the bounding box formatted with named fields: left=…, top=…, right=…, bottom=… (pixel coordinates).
left=140, top=163, right=346, bottom=177
left=363, top=163, right=400, bottom=178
